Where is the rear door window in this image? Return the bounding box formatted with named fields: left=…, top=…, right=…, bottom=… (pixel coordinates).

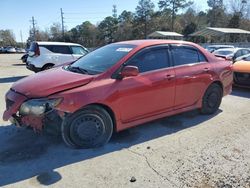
left=41, top=45, right=71, bottom=54
left=171, top=46, right=202, bottom=66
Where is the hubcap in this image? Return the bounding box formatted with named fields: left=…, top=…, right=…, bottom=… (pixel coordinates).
left=207, top=92, right=219, bottom=108
left=70, top=114, right=104, bottom=143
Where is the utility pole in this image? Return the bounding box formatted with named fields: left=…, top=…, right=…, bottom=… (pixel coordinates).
left=60, top=8, right=65, bottom=40
left=29, top=16, right=37, bottom=41
left=112, top=5, right=117, bottom=18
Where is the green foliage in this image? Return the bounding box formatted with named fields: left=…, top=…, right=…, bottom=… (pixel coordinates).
left=0, top=30, right=16, bottom=46
left=135, top=0, right=155, bottom=38
left=158, top=0, right=193, bottom=31
left=98, top=16, right=118, bottom=44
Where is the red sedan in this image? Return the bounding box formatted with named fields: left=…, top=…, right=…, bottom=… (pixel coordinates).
left=3, top=40, right=233, bottom=148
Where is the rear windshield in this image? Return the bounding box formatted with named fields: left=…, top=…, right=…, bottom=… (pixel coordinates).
left=69, top=44, right=136, bottom=74
left=29, top=42, right=38, bottom=52
left=215, top=50, right=233, bottom=56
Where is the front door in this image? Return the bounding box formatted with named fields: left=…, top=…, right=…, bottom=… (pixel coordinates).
left=116, top=46, right=176, bottom=123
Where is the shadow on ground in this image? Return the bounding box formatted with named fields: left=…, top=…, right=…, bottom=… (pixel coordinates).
left=12, top=63, right=26, bottom=66
left=0, top=109, right=221, bottom=186
left=231, top=86, right=250, bottom=98
left=0, top=76, right=26, bottom=83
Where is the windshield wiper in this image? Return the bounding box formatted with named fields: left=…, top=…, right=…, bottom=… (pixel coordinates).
left=68, top=66, right=90, bottom=74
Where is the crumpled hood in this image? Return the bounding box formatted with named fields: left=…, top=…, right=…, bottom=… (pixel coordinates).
left=12, top=67, right=94, bottom=98
left=233, top=61, right=250, bottom=73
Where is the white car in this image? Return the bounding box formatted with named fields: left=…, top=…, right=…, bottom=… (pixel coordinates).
left=213, top=48, right=250, bottom=61
left=6, top=46, right=16, bottom=53
left=26, top=41, right=89, bottom=72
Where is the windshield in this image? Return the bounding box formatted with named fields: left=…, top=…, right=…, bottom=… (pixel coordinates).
left=215, top=50, right=233, bottom=56
left=69, top=43, right=136, bottom=74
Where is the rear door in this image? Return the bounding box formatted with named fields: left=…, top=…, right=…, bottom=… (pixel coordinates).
left=71, top=46, right=88, bottom=60
left=170, top=45, right=212, bottom=109
left=116, top=46, right=176, bottom=123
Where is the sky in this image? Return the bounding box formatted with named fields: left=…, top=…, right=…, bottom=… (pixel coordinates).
left=0, top=0, right=208, bottom=42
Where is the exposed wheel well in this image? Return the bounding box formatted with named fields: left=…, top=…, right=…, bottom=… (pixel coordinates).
left=86, top=103, right=117, bottom=132
left=211, top=81, right=223, bottom=93
left=42, top=63, right=54, bottom=70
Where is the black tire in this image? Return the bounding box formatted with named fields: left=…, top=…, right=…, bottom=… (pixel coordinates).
left=200, top=83, right=223, bottom=115
left=61, top=105, right=113, bottom=149
left=42, top=64, right=53, bottom=71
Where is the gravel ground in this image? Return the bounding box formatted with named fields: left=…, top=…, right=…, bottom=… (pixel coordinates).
left=0, top=54, right=250, bottom=188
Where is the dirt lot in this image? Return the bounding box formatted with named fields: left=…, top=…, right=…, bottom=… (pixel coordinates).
left=0, top=54, right=250, bottom=188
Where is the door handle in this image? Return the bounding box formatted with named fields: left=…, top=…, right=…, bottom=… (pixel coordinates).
left=165, top=74, right=175, bottom=80
left=203, top=67, right=210, bottom=72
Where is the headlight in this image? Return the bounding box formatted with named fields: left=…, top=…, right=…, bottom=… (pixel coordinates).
left=19, top=98, right=62, bottom=116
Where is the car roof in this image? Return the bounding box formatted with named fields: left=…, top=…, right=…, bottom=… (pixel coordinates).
left=116, top=39, right=201, bottom=48
left=35, top=41, right=82, bottom=46
left=115, top=39, right=219, bottom=62
left=214, top=47, right=248, bottom=53
left=207, top=45, right=234, bottom=48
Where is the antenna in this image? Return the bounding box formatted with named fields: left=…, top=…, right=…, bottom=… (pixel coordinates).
left=112, top=5, right=117, bottom=18
left=61, top=8, right=65, bottom=40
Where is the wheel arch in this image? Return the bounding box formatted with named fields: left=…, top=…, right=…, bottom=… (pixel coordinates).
left=85, top=103, right=117, bottom=132
left=210, top=80, right=224, bottom=94
left=42, top=63, right=55, bottom=69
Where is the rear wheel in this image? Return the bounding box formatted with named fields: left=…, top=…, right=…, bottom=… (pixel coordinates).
left=200, top=84, right=223, bottom=115
left=61, top=105, right=113, bottom=149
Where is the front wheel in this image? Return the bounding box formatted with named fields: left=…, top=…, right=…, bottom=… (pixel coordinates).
left=61, top=105, right=113, bottom=149
left=200, top=84, right=223, bottom=115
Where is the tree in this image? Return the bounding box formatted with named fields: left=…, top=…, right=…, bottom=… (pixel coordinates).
left=207, top=0, right=223, bottom=9
left=158, top=0, right=193, bottom=31
left=135, top=0, right=155, bottom=39
left=0, top=30, right=16, bottom=46
left=98, top=16, right=118, bottom=44
left=118, top=10, right=134, bottom=23
left=182, top=22, right=197, bottom=37
left=228, top=13, right=241, bottom=28
left=207, top=0, right=226, bottom=27
left=117, top=11, right=135, bottom=41
left=49, top=23, right=63, bottom=41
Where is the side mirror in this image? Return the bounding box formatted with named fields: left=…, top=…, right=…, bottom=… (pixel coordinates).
left=120, top=66, right=139, bottom=78
left=28, top=51, right=35, bottom=57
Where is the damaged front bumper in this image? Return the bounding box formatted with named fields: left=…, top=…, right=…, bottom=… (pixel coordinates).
left=3, top=89, right=64, bottom=134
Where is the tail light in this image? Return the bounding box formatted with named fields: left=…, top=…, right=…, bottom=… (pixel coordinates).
left=28, top=42, right=40, bottom=57
left=34, top=43, right=40, bottom=56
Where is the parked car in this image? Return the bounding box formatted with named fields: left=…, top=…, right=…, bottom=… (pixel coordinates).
left=26, top=41, right=89, bottom=72
left=205, top=45, right=234, bottom=53
left=6, top=46, right=16, bottom=53
left=16, top=48, right=26, bottom=53
left=3, top=40, right=233, bottom=148
left=233, top=55, right=250, bottom=88
left=213, top=48, right=250, bottom=61
left=234, top=53, right=250, bottom=62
